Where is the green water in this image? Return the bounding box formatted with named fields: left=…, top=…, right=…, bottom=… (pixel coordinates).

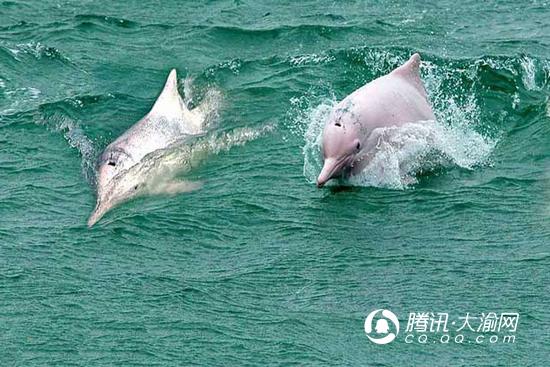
left=1, top=1, right=549, bottom=365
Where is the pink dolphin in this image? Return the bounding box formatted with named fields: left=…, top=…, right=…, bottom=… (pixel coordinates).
left=317, top=53, right=435, bottom=187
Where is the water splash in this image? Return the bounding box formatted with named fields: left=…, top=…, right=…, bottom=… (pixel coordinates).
left=520, top=56, right=539, bottom=91
left=289, top=52, right=335, bottom=66
left=206, top=58, right=242, bottom=77
left=58, top=117, right=96, bottom=183
left=182, top=76, right=196, bottom=107
left=349, top=121, right=495, bottom=189
left=37, top=110, right=96, bottom=183
left=0, top=41, right=72, bottom=63
left=301, top=98, right=334, bottom=181
left=361, top=49, right=403, bottom=76
left=181, top=76, right=223, bottom=131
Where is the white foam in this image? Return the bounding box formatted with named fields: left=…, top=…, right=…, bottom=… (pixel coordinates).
left=349, top=121, right=495, bottom=189
left=207, top=59, right=242, bottom=76
left=520, top=56, right=539, bottom=91
left=289, top=53, right=335, bottom=66
left=512, top=92, right=520, bottom=110
left=182, top=76, right=195, bottom=106
left=181, top=77, right=223, bottom=131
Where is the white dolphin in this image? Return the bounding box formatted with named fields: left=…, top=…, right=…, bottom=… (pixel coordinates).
left=88, top=69, right=210, bottom=227
left=317, top=53, right=435, bottom=187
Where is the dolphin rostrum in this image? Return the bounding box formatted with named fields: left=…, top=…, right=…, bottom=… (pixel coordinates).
left=88, top=69, right=209, bottom=227
left=317, top=53, right=435, bottom=187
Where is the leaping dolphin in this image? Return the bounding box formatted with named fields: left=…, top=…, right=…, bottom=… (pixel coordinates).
left=316, top=53, right=435, bottom=187
left=88, top=69, right=209, bottom=227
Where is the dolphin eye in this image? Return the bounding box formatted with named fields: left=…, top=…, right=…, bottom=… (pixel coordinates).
left=356, top=142, right=361, bottom=150
left=108, top=161, right=116, bottom=166
left=334, top=122, right=342, bottom=127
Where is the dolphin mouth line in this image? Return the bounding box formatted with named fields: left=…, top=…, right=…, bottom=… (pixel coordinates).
left=317, top=154, right=355, bottom=188
left=87, top=201, right=106, bottom=227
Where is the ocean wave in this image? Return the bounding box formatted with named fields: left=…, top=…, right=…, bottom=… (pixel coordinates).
left=74, top=14, right=139, bottom=30
left=0, top=41, right=72, bottom=63
left=0, top=20, right=38, bottom=32
left=198, top=23, right=360, bottom=37
left=286, top=47, right=549, bottom=96
left=0, top=86, right=41, bottom=116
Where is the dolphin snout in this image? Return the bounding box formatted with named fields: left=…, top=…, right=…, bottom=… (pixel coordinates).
left=317, top=155, right=356, bottom=188
left=87, top=208, right=102, bottom=228
left=317, top=158, right=339, bottom=188
left=87, top=201, right=109, bottom=227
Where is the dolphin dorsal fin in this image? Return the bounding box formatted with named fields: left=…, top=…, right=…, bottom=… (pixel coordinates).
left=393, top=53, right=421, bottom=76
left=148, top=69, right=189, bottom=121
left=392, top=53, right=428, bottom=99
